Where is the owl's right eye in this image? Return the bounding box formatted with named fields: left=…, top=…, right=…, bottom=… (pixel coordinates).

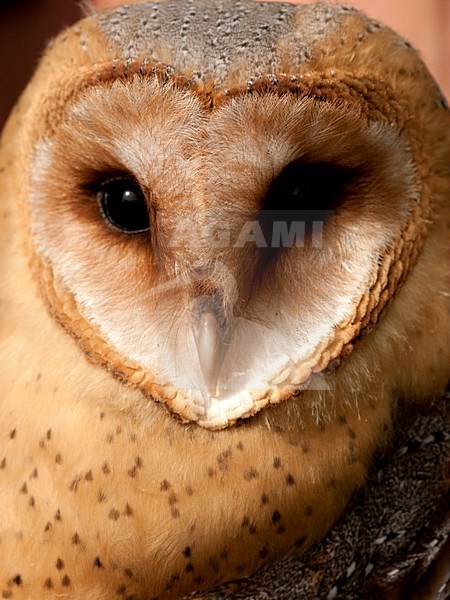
left=97, top=177, right=150, bottom=234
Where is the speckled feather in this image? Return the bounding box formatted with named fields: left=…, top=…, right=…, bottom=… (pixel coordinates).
left=96, top=1, right=345, bottom=81
left=187, top=397, right=450, bottom=599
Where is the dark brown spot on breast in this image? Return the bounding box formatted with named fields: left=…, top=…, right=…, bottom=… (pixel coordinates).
left=72, top=532, right=81, bottom=544
left=108, top=508, right=120, bottom=521
left=20, top=483, right=28, bottom=494
left=285, top=473, right=295, bottom=486
left=43, top=578, right=53, bottom=589
left=102, top=462, right=111, bottom=475
left=168, top=493, right=178, bottom=505
left=347, top=428, right=357, bottom=439
left=171, top=507, right=180, bottom=518
left=61, top=575, right=71, bottom=587
left=2, top=591, right=12, bottom=598
left=124, top=568, right=133, bottom=578
left=9, top=575, right=22, bottom=586
left=84, top=470, right=93, bottom=481
left=46, top=429, right=52, bottom=441
left=186, top=563, right=195, bottom=572
left=295, top=535, right=307, bottom=548
left=55, top=508, right=62, bottom=521
left=242, top=516, right=250, bottom=528
left=29, top=496, right=35, bottom=508
left=271, top=510, right=281, bottom=524
left=98, top=490, right=107, bottom=503
left=117, top=584, right=126, bottom=595
left=261, top=493, right=269, bottom=505
left=30, top=468, right=38, bottom=479
left=44, top=522, right=52, bottom=532
left=56, top=558, right=64, bottom=571
left=207, top=467, right=216, bottom=477
left=69, top=476, right=82, bottom=492
left=183, top=546, right=191, bottom=558
left=236, top=441, right=244, bottom=451
left=273, top=457, right=281, bottom=469
left=243, top=468, right=258, bottom=481
left=160, top=480, right=171, bottom=491
left=186, top=485, right=193, bottom=495
left=259, top=546, right=268, bottom=559
left=305, top=506, right=313, bottom=516
left=217, top=447, right=232, bottom=467
left=0, top=458, right=5, bottom=469
left=301, top=442, right=309, bottom=453
left=9, top=429, right=16, bottom=439
left=55, top=453, right=62, bottom=464
left=94, top=557, right=104, bottom=568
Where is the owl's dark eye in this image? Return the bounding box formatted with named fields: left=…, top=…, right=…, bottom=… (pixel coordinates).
left=259, top=162, right=358, bottom=242
left=265, top=162, right=354, bottom=212
left=97, top=177, right=150, bottom=234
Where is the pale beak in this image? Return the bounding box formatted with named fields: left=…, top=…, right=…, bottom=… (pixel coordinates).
left=193, top=307, right=232, bottom=400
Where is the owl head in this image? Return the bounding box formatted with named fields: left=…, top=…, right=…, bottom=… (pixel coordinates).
left=9, top=0, right=445, bottom=430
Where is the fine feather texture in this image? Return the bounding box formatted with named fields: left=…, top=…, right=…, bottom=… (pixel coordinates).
left=29, top=77, right=420, bottom=426
left=0, top=1, right=448, bottom=598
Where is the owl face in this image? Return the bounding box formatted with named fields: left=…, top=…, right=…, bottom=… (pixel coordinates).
left=25, top=2, right=432, bottom=430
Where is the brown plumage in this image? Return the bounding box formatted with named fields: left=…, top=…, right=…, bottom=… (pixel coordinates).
left=0, top=1, right=448, bottom=598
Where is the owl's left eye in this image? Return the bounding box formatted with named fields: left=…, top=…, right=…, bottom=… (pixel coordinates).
left=264, top=161, right=354, bottom=212
left=97, top=177, right=150, bottom=234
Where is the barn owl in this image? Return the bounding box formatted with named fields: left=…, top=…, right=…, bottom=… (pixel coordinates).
left=0, top=1, right=448, bottom=598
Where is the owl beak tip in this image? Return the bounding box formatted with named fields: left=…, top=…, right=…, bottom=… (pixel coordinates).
left=194, top=310, right=230, bottom=399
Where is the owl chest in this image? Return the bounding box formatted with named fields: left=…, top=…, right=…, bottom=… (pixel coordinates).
left=0, top=374, right=390, bottom=599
